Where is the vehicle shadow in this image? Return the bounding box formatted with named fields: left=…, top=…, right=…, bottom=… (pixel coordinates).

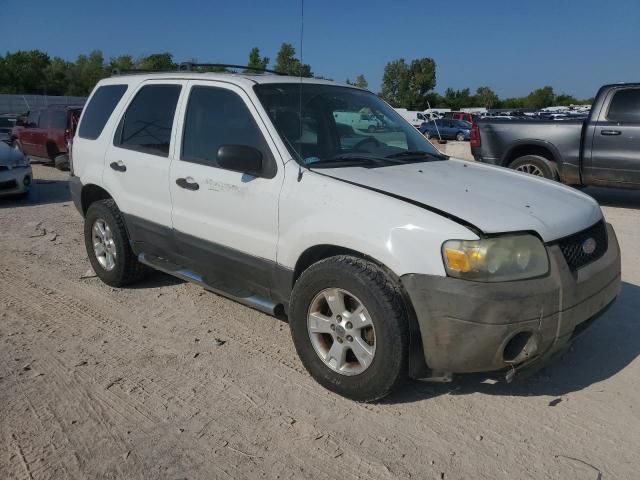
left=128, top=270, right=186, bottom=289
left=0, top=178, right=71, bottom=208
left=583, top=186, right=640, bottom=209
left=382, top=281, right=640, bottom=405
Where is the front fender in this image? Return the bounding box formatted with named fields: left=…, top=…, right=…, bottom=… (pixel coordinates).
left=277, top=165, right=478, bottom=277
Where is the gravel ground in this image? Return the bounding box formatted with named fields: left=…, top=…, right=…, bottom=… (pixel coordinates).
left=1, top=159, right=639, bottom=480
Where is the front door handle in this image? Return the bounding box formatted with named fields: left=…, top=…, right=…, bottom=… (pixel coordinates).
left=110, top=161, right=127, bottom=172
left=176, top=177, right=199, bottom=191
left=601, top=129, right=622, bottom=136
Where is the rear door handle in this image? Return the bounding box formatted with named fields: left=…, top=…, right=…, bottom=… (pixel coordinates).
left=110, top=161, right=127, bottom=172
left=601, top=129, right=622, bottom=136
left=176, top=177, right=199, bottom=191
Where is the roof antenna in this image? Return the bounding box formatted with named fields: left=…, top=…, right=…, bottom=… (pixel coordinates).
left=297, top=0, right=305, bottom=182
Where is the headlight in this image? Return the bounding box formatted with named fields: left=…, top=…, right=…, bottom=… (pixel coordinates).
left=442, top=234, right=549, bottom=282
left=13, top=153, right=29, bottom=167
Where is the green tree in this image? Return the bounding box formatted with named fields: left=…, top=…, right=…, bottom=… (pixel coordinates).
left=380, top=59, right=410, bottom=107
left=274, top=43, right=312, bottom=77
left=245, top=47, right=269, bottom=72
left=555, top=93, right=579, bottom=105
left=475, top=86, right=498, bottom=109
left=0, top=50, right=51, bottom=94
left=108, top=55, right=135, bottom=73
left=137, top=52, right=175, bottom=71
left=346, top=74, right=368, bottom=89
left=442, top=88, right=472, bottom=110
left=42, top=57, right=72, bottom=95
left=525, top=86, right=555, bottom=109
left=380, top=57, right=436, bottom=109
left=67, top=50, right=106, bottom=96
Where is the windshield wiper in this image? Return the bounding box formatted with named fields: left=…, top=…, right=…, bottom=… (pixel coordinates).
left=385, top=150, right=446, bottom=160
left=306, top=154, right=393, bottom=168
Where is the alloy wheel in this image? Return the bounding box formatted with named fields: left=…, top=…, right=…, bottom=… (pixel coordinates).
left=307, top=288, right=376, bottom=376
left=92, top=218, right=117, bottom=271
left=515, top=163, right=544, bottom=177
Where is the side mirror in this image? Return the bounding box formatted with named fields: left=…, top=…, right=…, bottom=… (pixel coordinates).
left=217, top=144, right=263, bottom=176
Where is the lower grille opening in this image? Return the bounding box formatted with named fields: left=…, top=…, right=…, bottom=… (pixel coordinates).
left=503, top=331, right=537, bottom=363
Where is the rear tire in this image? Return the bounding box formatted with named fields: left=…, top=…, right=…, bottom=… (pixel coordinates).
left=456, top=132, right=465, bottom=141
left=84, top=199, right=148, bottom=287
left=289, top=255, right=409, bottom=402
left=510, top=155, right=559, bottom=181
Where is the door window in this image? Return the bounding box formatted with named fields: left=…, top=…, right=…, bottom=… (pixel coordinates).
left=50, top=110, right=67, bottom=130
left=26, top=110, right=40, bottom=128
left=115, top=84, right=181, bottom=157
left=181, top=86, right=270, bottom=168
left=607, top=89, right=640, bottom=123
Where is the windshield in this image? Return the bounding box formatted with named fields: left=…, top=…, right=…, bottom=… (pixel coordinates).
left=254, top=83, right=445, bottom=168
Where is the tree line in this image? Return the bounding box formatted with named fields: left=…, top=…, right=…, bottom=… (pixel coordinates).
left=0, top=44, right=312, bottom=97
left=0, top=48, right=591, bottom=110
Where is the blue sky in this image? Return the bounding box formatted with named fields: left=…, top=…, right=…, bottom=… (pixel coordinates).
left=3, top=0, right=639, bottom=98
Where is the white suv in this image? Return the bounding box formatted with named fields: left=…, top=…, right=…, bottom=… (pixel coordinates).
left=70, top=71, right=621, bottom=401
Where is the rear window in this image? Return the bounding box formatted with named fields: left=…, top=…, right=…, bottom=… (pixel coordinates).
left=78, top=84, right=128, bottom=139
left=114, top=84, right=181, bottom=157
left=607, top=89, right=640, bottom=123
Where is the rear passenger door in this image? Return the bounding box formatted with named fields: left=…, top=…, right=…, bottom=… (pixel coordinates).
left=103, top=80, right=186, bottom=258
left=168, top=81, right=282, bottom=298
left=587, top=87, right=640, bottom=186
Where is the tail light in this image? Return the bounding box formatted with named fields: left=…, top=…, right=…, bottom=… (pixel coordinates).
left=470, top=123, right=481, bottom=148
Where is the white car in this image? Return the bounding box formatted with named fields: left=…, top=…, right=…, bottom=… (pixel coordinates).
left=70, top=72, right=621, bottom=401
left=0, top=141, right=32, bottom=197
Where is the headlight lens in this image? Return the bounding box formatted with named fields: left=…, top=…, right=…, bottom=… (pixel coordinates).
left=442, top=234, right=549, bottom=282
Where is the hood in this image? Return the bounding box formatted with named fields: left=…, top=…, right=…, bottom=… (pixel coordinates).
left=0, top=141, right=27, bottom=167
left=318, top=158, right=602, bottom=242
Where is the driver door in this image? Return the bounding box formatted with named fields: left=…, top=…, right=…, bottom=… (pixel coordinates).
left=169, top=80, right=283, bottom=298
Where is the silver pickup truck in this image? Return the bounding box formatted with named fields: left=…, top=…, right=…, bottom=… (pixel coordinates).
left=471, top=83, right=640, bottom=189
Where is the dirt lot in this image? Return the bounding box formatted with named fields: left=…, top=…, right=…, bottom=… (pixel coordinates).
left=1, top=158, right=639, bottom=480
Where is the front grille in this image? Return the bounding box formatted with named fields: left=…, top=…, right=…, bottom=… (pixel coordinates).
left=558, top=220, right=608, bottom=270
left=0, top=179, right=17, bottom=190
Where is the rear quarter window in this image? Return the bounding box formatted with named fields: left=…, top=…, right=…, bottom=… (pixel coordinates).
left=78, top=84, right=128, bottom=140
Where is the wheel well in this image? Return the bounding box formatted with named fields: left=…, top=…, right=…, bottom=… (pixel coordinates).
left=293, top=245, right=379, bottom=285
left=81, top=184, right=112, bottom=215
left=292, top=244, right=429, bottom=378
left=504, top=144, right=555, bottom=167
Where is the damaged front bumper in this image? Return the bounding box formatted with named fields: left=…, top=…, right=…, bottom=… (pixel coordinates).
left=401, top=223, right=621, bottom=378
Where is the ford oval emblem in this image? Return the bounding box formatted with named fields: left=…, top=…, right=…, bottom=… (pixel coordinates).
left=582, top=237, right=597, bottom=255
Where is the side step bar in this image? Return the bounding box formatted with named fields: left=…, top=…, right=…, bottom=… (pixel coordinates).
left=138, top=253, right=281, bottom=316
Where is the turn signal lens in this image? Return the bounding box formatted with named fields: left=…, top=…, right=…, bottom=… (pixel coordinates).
left=444, top=249, right=471, bottom=272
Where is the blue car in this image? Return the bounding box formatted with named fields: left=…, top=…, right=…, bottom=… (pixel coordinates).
left=419, top=118, right=471, bottom=141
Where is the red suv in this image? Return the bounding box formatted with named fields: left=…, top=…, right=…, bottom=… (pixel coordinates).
left=11, top=105, right=82, bottom=170
left=444, top=111, right=477, bottom=125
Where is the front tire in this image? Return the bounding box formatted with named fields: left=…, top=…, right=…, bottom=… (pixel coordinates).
left=84, top=199, right=147, bottom=287
left=289, top=256, right=409, bottom=401
left=510, top=155, right=559, bottom=180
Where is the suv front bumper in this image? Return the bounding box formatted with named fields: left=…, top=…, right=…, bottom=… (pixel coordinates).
left=401, top=223, right=621, bottom=375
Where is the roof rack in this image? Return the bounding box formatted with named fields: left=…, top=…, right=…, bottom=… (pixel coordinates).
left=178, top=62, right=286, bottom=75
left=111, top=63, right=286, bottom=77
